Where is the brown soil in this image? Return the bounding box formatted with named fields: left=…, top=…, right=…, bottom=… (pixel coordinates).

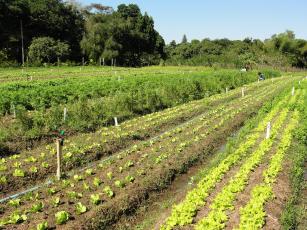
left=263, top=155, right=292, bottom=230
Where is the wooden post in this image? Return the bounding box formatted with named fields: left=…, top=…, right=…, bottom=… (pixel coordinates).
left=63, top=108, right=67, bottom=121
left=57, top=57, right=60, bottom=67
left=103, top=58, right=105, bottom=66
left=56, top=139, right=62, bottom=180
left=82, top=57, right=85, bottom=66
left=30, top=76, right=33, bottom=81
left=111, top=58, right=114, bottom=67
left=299, top=81, right=301, bottom=85
left=114, top=117, right=119, bottom=126
left=266, top=122, right=271, bottom=139
left=99, top=57, right=102, bottom=66
left=291, top=86, right=295, bottom=96
left=225, top=87, right=228, bottom=93
left=241, top=87, right=245, bottom=97
left=258, top=79, right=260, bottom=83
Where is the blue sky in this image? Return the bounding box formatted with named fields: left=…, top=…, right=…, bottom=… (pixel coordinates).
left=78, top=0, right=307, bottom=43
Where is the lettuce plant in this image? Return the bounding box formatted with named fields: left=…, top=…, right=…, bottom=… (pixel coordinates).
left=90, top=194, right=101, bottom=205
left=37, top=221, right=48, bottom=230
left=103, top=186, right=114, bottom=197
left=13, top=169, right=25, bottom=177
left=55, top=211, right=69, bottom=224
left=31, top=202, right=44, bottom=213
left=75, top=202, right=87, bottom=215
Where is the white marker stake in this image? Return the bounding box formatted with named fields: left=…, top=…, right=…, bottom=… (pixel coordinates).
left=241, top=88, right=245, bottom=97
left=258, top=79, right=260, bottom=83
left=12, top=104, right=16, bottom=118
left=226, top=87, right=228, bottom=94
left=299, top=81, right=301, bottom=85
left=114, top=117, right=119, bottom=126
left=63, top=108, right=67, bottom=121
left=30, top=76, right=33, bottom=81
left=266, top=122, right=271, bottom=139
left=56, top=139, right=62, bottom=180
left=291, top=86, right=295, bottom=96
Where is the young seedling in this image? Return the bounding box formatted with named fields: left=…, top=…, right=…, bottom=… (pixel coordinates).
left=51, top=197, right=60, bottom=207
left=8, top=199, right=21, bottom=208
left=41, top=162, right=49, bottom=168
left=93, top=177, right=102, bottom=187
left=85, top=168, right=94, bottom=176
left=55, top=211, right=69, bottom=225
left=9, top=212, right=27, bottom=224
left=75, top=202, right=87, bottom=215
left=47, top=187, right=57, bottom=195
left=13, top=169, right=25, bottom=177
left=114, top=180, right=125, bottom=188
left=73, top=174, right=83, bottom=181
left=107, top=172, right=113, bottom=180
left=103, top=186, right=114, bottom=198
left=90, top=194, right=101, bottom=205
left=29, top=166, right=38, bottom=173
left=83, top=182, right=90, bottom=191
left=31, top=202, right=44, bottom=213
left=37, top=221, right=48, bottom=230
left=125, top=175, right=135, bottom=183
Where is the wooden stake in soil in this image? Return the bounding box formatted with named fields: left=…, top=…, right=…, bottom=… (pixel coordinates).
left=291, top=86, right=295, bottom=96
left=266, top=122, right=271, bottom=139
left=241, top=87, right=245, bottom=97
left=56, top=139, right=63, bottom=180
left=114, top=117, right=119, bottom=126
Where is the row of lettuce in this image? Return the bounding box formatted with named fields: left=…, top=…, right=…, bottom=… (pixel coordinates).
left=161, top=83, right=303, bottom=230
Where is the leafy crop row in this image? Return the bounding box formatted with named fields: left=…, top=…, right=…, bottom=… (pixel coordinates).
left=194, top=107, right=290, bottom=230
left=160, top=89, right=293, bottom=230
left=237, top=110, right=300, bottom=229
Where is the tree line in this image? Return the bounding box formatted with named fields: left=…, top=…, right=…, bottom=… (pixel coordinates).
left=166, top=31, right=307, bottom=69
left=0, top=0, right=306, bottom=68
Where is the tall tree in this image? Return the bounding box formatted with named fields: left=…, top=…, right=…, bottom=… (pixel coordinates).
left=81, top=4, right=165, bottom=66
left=181, top=34, right=188, bottom=44
left=0, top=0, right=84, bottom=62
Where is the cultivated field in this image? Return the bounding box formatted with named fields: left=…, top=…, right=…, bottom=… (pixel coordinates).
left=0, top=66, right=305, bottom=230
